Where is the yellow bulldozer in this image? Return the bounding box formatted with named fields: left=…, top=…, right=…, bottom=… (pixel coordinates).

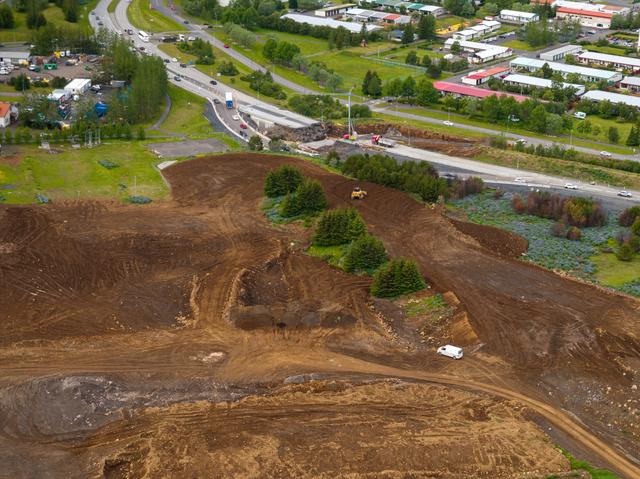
left=351, top=186, right=367, bottom=200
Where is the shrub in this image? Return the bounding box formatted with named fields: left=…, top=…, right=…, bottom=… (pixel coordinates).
left=128, top=195, right=152, bottom=204
left=313, top=208, right=366, bottom=246
left=630, top=217, right=640, bottom=236
left=617, top=243, right=635, bottom=261
left=492, top=188, right=504, bottom=199
left=551, top=220, right=566, bottom=238
left=98, top=159, right=119, bottom=169
left=248, top=135, right=263, bottom=151
left=218, top=61, right=239, bottom=76
left=451, top=176, right=484, bottom=199
left=566, top=226, right=582, bottom=241
left=512, top=194, right=526, bottom=214
left=264, top=165, right=303, bottom=197
left=513, top=191, right=606, bottom=227
left=371, top=258, right=425, bottom=298
left=344, top=234, right=387, bottom=273
left=619, top=206, right=640, bottom=227
left=280, top=179, right=327, bottom=217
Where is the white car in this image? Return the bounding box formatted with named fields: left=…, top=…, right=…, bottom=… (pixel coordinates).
left=618, top=190, right=633, bottom=198
left=564, top=183, right=577, bottom=190
left=515, top=138, right=527, bottom=145
left=443, top=120, right=454, bottom=127
left=600, top=151, right=612, bottom=157
left=171, top=57, right=178, bottom=62
left=514, top=177, right=527, bottom=183
left=232, top=115, right=240, bottom=121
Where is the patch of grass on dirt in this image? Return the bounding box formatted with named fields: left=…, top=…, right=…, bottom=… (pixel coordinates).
left=0, top=142, right=170, bottom=204
left=591, top=250, right=640, bottom=287
left=560, top=449, right=620, bottom=479
left=261, top=195, right=306, bottom=224
left=405, top=294, right=448, bottom=317
left=307, top=243, right=349, bottom=268
left=450, top=191, right=639, bottom=297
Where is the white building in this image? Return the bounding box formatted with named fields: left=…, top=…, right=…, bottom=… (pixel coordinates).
left=539, top=44, right=582, bottom=62
left=0, top=102, right=10, bottom=128
left=314, top=4, right=356, bottom=17
left=502, top=74, right=586, bottom=95
left=499, top=9, right=539, bottom=24
left=509, top=57, right=623, bottom=83
left=419, top=5, right=446, bottom=17
left=582, top=90, right=640, bottom=109
left=47, top=89, right=70, bottom=102
left=445, top=39, right=512, bottom=64
left=64, top=78, right=92, bottom=95
left=556, top=7, right=613, bottom=29
left=281, top=13, right=381, bottom=33
left=0, top=50, right=30, bottom=65
left=620, top=76, right=640, bottom=93
left=578, top=51, right=640, bottom=72
left=452, top=19, right=500, bottom=41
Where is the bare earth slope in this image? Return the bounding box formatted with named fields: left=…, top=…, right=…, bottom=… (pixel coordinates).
left=0, top=153, right=639, bottom=478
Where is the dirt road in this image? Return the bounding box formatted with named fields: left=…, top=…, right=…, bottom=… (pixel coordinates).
left=1, top=153, right=639, bottom=478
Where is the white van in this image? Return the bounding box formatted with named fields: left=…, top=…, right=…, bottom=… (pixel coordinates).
left=437, top=345, right=464, bottom=359
left=574, top=111, right=586, bottom=120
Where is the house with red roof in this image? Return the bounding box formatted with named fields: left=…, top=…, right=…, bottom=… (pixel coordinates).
left=0, top=102, right=11, bottom=128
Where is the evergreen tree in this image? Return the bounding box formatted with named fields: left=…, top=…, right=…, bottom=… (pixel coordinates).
left=280, top=179, right=327, bottom=217
left=608, top=126, right=620, bottom=144
left=368, top=73, right=382, bottom=98
left=362, top=70, right=372, bottom=96
left=314, top=208, right=366, bottom=246
left=370, top=258, right=425, bottom=298
left=0, top=4, right=15, bottom=28
left=405, top=50, right=418, bottom=65
left=417, top=14, right=435, bottom=40
left=264, top=165, right=303, bottom=197
left=288, top=0, right=297, bottom=9
left=344, top=235, right=387, bottom=273
left=248, top=135, right=263, bottom=150
left=401, top=23, right=414, bottom=44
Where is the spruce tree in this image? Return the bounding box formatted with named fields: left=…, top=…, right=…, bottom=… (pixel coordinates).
left=626, top=125, right=638, bottom=147
left=362, top=70, right=372, bottom=96
left=344, top=235, right=387, bottom=273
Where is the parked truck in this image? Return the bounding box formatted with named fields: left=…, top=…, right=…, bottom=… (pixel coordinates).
left=371, top=134, right=395, bottom=148
left=225, top=92, right=233, bottom=109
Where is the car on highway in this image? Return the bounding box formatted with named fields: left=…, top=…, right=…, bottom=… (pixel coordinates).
left=443, top=120, right=454, bottom=127
left=213, top=98, right=220, bottom=104
left=179, top=63, right=187, bottom=68
left=187, top=36, right=196, bottom=41
left=173, top=75, right=181, bottom=81
left=600, top=151, right=612, bottom=157
left=97, top=21, right=103, bottom=26
left=139, top=46, right=145, bottom=51
left=618, top=190, right=633, bottom=198
left=171, top=57, right=178, bottom=62
left=240, top=123, right=247, bottom=129
left=210, top=80, right=217, bottom=85
left=224, top=44, right=229, bottom=48
left=232, top=115, right=240, bottom=121
left=564, top=183, right=578, bottom=190
left=183, top=19, right=189, bottom=24
left=91, top=11, right=95, bottom=15
left=514, top=177, right=527, bottom=183
left=515, top=138, right=527, bottom=145
left=163, top=58, right=170, bottom=63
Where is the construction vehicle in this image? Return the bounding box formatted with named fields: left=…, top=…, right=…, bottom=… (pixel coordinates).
left=371, top=134, right=395, bottom=148
left=351, top=186, right=367, bottom=200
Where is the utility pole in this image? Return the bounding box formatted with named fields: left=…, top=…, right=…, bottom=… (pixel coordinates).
left=347, top=86, right=354, bottom=138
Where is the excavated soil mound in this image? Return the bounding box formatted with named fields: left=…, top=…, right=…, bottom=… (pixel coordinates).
left=449, top=218, right=529, bottom=259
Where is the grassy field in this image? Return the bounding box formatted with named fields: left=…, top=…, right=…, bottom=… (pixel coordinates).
left=128, top=0, right=186, bottom=33
left=573, top=115, right=633, bottom=147
left=591, top=251, right=640, bottom=286
left=474, top=147, right=640, bottom=190
left=0, top=142, right=170, bottom=204
left=395, top=106, right=636, bottom=155
left=503, top=39, right=538, bottom=51
left=161, top=84, right=215, bottom=137
left=108, top=0, right=120, bottom=13
left=0, top=0, right=97, bottom=42
left=583, top=44, right=630, bottom=56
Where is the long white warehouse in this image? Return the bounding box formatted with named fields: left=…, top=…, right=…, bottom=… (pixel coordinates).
left=502, top=74, right=585, bottom=95
left=445, top=39, right=511, bottom=64
left=578, top=51, right=640, bottom=71
left=581, top=90, right=640, bottom=109
left=509, top=57, right=622, bottom=83
left=281, top=13, right=381, bottom=33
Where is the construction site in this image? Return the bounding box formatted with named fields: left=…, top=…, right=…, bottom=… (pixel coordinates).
left=1, top=153, right=640, bottom=478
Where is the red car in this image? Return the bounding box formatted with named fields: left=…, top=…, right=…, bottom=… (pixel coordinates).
left=240, top=123, right=247, bottom=129
left=224, top=44, right=229, bottom=48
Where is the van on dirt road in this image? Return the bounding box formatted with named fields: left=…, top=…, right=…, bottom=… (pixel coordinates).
left=437, top=345, right=464, bottom=359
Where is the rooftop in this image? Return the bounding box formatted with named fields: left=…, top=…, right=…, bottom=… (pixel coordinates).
left=556, top=7, right=613, bottom=18
left=0, top=102, right=10, bottom=117
left=621, top=76, right=640, bottom=86
left=281, top=13, right=382, bottom=33
left=582, top=89, right=640, bottom=108
left=502, top=73, right=585, bottom=93
left=315, top=3, right=356, bottom=11
left=500, top=9, right=539, bottom=18
left=578, top=51, right=640, bottom=68
left=465, top=66, right=509, bottom=79
left=434, top=81, right=527, bottom=101
left=510, top=57, right=620, bottom=80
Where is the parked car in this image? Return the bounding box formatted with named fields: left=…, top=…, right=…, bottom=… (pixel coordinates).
left=564, top=183, right=578, bottom=190
left=618, top=190, right=633, bottom=198
left=437, top=345, right=463, bottom=360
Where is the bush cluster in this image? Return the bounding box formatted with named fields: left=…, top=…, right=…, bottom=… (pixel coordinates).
left=313, top=208, right=366, bottom=246
left=280, top=179, right=327, bottom=217
left=341, top=154, right=447, bottom=203
left=512, top=191, right=606, bottom=228
left=371, top=259, right=425, bottom=298
left=615, top=217, right=640, bottom=261
left=344, top=235, right=387, bottom=273
left=450, top=177, right=484, bottom=199
left=619, top=206, right=640, bottom=227
left=177, top=38, right=215, bottom=65
left=241, top=71, right=286, bottom=99
left=264, top=165, right=303, bottom=197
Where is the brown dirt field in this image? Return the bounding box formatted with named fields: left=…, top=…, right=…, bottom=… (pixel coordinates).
left=1, top=153, right=639, bottom=478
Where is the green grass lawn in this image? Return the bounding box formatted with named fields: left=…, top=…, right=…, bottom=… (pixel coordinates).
left=306, top=243, right=349, bottom=269
left=0, top=0, right=97, bottom=42
left=0, top=142, right=170, bottom=204
left=583, top=44, right=630, bottom=56
left=395, top=106, right=635, bottom=155
left=591, top=251, right=640, bottom=287
left=160, top=84, right=215, bottom=137
left=503, top=39, right=538, bottom=51
left=128, top=0, right=186, bottom=32
left=108, top=0, right=120, bottom=13
left=255, top=28, right=328, bottom=56
left=573, top=115, right=633, bottom=147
